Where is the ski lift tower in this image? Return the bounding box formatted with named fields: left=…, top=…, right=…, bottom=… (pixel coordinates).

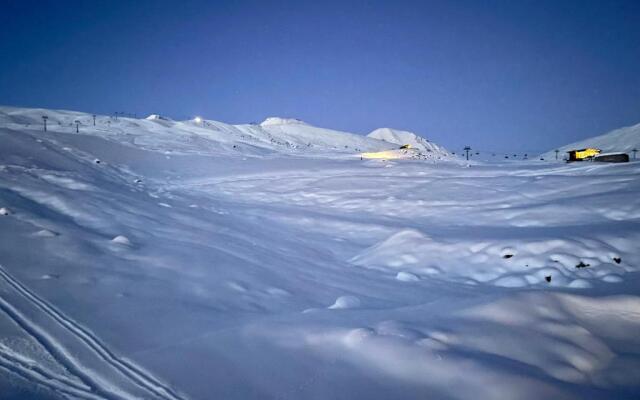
left=464, top=146, right=471, bottom=161
left=42, top=115, right=48, bottom=132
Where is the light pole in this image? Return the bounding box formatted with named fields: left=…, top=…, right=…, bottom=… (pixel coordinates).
left=555, top=149, right=559, bottom=160
left=464, top=146, right=471, bottom=161
left=75, top=120, right=80, bottom=133
left=92, top=114, right=96, bottom=126
left=42, top=115, right=48, bottom=132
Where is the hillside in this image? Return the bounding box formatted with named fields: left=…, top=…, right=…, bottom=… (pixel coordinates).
left=1, top=107, right=455, bottom=160
left=0, top=105, right=639, bottom=400
left=541, top=122, right=640, bottom=160
left=367, top=127, right=450, bottom=155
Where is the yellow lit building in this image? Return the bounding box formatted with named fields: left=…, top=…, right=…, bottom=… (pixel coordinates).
left=567, top=148, right=600, bottom=161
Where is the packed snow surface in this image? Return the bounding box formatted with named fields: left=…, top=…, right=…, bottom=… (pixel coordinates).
left=1, top=106, right=639, bottom=399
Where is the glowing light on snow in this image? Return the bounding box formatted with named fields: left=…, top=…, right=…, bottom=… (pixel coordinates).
left=360, top=150, right=406, bottom=159
left=194, top=116, right=202, bottom=123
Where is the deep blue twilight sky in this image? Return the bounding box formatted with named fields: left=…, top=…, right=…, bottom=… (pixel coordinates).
left=1, top=0, right=639, bottom=152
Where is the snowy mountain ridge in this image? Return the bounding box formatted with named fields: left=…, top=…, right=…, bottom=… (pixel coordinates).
left=259, top=117, right=308, bottom=126
left=145, top=114, right=172, bottom=121
left=0, top=106, right=454, bottom=161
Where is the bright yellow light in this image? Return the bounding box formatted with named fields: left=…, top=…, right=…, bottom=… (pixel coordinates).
left=573, top=148, right=600, bottom=159
left=360, top=148, right=420, bottom=160
left=361, top=150, right=404, bottom=159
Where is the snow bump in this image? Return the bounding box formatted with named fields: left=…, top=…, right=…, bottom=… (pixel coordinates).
left=328, top=296, right=361, bottom=310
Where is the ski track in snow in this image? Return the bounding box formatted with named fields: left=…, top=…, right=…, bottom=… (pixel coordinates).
left=0, top=342, right=100, bottom=400
left=0, top=265, right=187, bottom=400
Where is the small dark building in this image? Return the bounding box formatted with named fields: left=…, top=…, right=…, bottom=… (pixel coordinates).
left=593, top=153, right=629, bottom=163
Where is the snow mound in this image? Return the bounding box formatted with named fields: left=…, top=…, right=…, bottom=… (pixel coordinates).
left=32, top=229, right=59, bottom=238
left=351, top=229, right=638, bottom=288
left=541, top=122, right=640, bottom=159
left=286, top=293, right=640, bottom=398
left=396, top=271, right=420, bottom=282
left=328, top=295, right=361, bottom=309
left=111, top=235, right=132, bottom=245
left=260, top=117, right=308, bottom=127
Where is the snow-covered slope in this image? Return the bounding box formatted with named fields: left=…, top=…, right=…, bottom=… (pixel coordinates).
left=1, top=105, right=640, bottom=400
left=251, top=117, right=393, bottom=153
left=368, top=127, right=450, bottom=155
left=145, top=114, right=172, bottom=121
left=259, top=117, right=308, bottom=126
left=541, top=122, right=640, bottom=160
left=1, top=107, right=435, bottom=158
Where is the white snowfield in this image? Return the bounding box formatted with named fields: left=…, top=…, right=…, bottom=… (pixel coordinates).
left=0, top=106, right=639, bottom=399
left=540, top=122, right=640, bottom=159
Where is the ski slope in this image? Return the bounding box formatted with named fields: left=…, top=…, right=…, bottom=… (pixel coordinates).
left=1, top=106, right=445, bottom=159
left=1, top=106, right=639, bottom=399
left=368, top=127, right=450, bottom=155
left=541, top=122, right=640, bottom=160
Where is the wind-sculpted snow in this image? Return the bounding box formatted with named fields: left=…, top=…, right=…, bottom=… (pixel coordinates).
left=262, top=293, right=640, bottom=400
left=350, top=229, right=636, bottom=287
left=0, top=106, right=639, bottom=399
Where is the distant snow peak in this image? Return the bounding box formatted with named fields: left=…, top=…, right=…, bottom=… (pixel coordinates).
left=260, top=117, right=308, bottom=127
left=145, top=114, right=171, bottom=121
left=368, top=128, right=427, bottom=147
left=368, top=127, right=450, bottom=156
